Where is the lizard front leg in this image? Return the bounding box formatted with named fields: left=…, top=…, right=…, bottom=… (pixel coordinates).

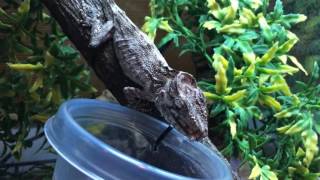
left=89, top=20, right=114, bottom=48
left=123, top=87, right=155, bottom=114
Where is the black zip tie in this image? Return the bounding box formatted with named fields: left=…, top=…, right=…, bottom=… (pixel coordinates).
left=153, top=125, right=173, bottom=151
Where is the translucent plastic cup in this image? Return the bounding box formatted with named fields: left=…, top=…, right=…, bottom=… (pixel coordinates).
left=45, top=99, right=233, bottom=180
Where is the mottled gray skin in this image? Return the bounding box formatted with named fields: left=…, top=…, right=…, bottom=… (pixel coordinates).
left=81, top=0, right=208, bottom=140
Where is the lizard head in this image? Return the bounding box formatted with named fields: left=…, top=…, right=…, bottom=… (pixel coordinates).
left=156, top=72, right=208, bottom=140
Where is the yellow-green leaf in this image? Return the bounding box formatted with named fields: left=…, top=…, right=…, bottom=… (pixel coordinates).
left=278, top=55, right=288, bottom=64
left=204, top=92, right=221, bottom=100
left=271, top=75, right=292, bottom=96
left=288, top=56, right=308, bottom=75
left=277, top=124, right=292, bottom=133
left=222, top=0, right=238, bottom=24
left=229, top=119, right=237, bottom=139
left=218, top=23, right=245, bottom=34
left=207, top=0, right=220, bottom=12
left=258, top=74, right=270, bottom=86
left=274, top=109, right=295, bottom=119
left=239, top=8, right=256, bottom=26
left=223, top=90, right=247, bottom=102
left=159, top=20, right=173, bottom=32
left=258, top=13, right=273, bottom=41
left=142, top=16, right=159, bottom=41
left=249, top=163, right=261, bottom=179
left=284, top=119, right=308, bottom=135
left=296, top=147, right=305, bottom=158
left=244, top=62, right=256, bottom=76
left=278, top=38, right=298, bottom=54
left=45, top=91, right=53, bottom=103
left=215, top=63, right=228, bottom=94
left=302, top=130, right=319, bottom=166
left=250, top=0, right=263, bottom=10
left=278, top=65, right=299, bottom=75
left=260, top=42, right=279, bottom=65
left=260, top=84, right=284, bottom=94
left=45, top=51, right=55, bottom=67
left=203, top=20, right=220, bottom=30
left=243, top=52, right=256, bottom=64
left=7, top=62, right=44, bottom=72
left=18, top=0, right=30, bottom=15
left=31, top=114, right=50, bottom=123
left=213, top=54, right=229, bottom=69
left=259, top=95, right=282, bottom=111
left=29, top=75, right=43, bottom=93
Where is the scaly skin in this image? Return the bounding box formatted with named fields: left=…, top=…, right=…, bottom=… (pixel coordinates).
left=82, top=0, right=208, bottom=139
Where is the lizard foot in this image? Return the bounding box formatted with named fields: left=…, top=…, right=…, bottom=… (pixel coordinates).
left=123, top=87, right=155, bottom=115
left=89, top=20, right=114, bottom=48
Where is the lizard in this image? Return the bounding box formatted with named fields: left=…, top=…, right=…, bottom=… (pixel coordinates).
left=79, top=0, right=208, bottom=140
left=75, top=0, right=237, bottom=178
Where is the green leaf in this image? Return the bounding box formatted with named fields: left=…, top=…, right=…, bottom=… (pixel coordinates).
left=238, top=139, right=250, bottom=154
left=226, top=56, right=235, bottom=85
left=310, top=61, right=319, bottom=82
left=198, top=80, right=215, bottom=92
left=258, top=13, right=274, bottom=42
left=235, top=107, right=251, bottom=127
left=315, top=119, right=320, bottom=135
left=247, top=87, right=259, bottom=105
left=235, top=40, right=253, bottom=53
left=279, top=14, right=307, bottom=28
left=158, top=32, right=178, bottom=48
left=260, top=165, right=278, bottom=180
left=142, top=16, right=161, bottom=41
left=14, top=42, right=33, bottom=54
left=0, top=20, right=13, bottom=32
left=248, top=106, right=263, bottom=120
left=210, top=103, right=226, bottom=117
left=238, top=31, right=259, bottom=41
left=273, top=0, right=283, bottom=19
left=253, top=44, right=269, bottom=55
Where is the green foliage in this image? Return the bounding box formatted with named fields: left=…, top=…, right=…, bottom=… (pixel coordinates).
left=144, top=0, right=319, bottom=179
left=0, top=0, right=96, bottom=175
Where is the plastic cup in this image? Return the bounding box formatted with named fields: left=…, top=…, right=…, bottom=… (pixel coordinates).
left=45, top=99, right=233, bottom=180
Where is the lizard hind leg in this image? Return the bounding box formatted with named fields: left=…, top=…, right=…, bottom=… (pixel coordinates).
left=89, top=20, right=114, bottom=48
left=123, top=87, right=144, bottom=103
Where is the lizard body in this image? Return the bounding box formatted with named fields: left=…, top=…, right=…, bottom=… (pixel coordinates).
left=82, top=0, right=208, bottom=140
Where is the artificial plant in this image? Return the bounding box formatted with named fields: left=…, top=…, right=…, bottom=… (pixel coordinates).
left=143, top=0, right=319, bottom=179
left=0, top=0, right=96, bottom=177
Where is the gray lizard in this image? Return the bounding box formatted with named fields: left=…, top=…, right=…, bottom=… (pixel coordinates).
left=80, top=0, right=208, bottom=140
